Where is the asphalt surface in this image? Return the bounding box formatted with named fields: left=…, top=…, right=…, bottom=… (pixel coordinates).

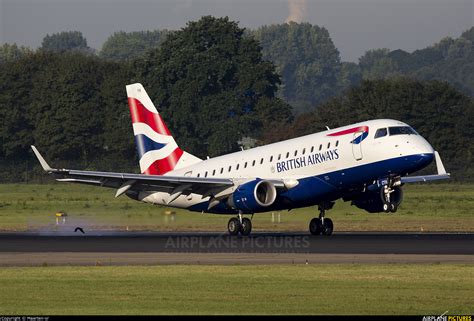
left=0, top=232, right=472, bottom=254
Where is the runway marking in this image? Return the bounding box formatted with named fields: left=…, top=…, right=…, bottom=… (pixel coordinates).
left=0, top=253, right=473, bottom=266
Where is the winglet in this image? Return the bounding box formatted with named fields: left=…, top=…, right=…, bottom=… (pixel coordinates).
left=31, top=146, right=53, bottom=171
left=434, top=151, right=448, bottom=175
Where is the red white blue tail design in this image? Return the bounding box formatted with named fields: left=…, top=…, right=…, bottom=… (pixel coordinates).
left=126, top=83, right=201, bottom=175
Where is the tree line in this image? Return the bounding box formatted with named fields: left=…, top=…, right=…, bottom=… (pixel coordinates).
left=0, top=16, right=473, bottom=182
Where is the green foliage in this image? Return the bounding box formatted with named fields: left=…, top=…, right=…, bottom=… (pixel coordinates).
left=134, top=16, right=292, bottom=157
left=0, top=43, right=33, bottom=64
left=251, top=22, right=342, bottom=113
left=100, top=30, right=171, bottom=61
left=41, top=31, right=92, bottom=54
left=0, top=51, right=134, bottom=178
left=358, top=27, right=474, bottom=97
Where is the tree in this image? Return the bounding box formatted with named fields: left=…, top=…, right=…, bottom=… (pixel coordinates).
left=99, top=61, right=138, bottom=171
left=100, top=30, right=171, bottom=61
left=251, top=22, right=342, bottom=113
left=356, top=28, right=474, bottom=98
left=0, top=43, right=33, bottom=64
left=134, top=16, right=292, bottom=157
left=41, top=31, right=93, bottom=54
left=0, top=54, right=39, bottom=160
left=27, top=53, right=106, bottom=163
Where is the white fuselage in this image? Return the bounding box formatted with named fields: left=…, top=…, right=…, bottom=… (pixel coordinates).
left=137, top=119, right=435, bottom=212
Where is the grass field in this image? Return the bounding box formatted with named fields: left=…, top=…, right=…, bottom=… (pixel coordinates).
left=0, top=183, right=473, bottom=232
left=0, top=264, right=472, bottom=315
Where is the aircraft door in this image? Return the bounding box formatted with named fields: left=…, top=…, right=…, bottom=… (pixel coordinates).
left=352, top=132, right=363, bottom=161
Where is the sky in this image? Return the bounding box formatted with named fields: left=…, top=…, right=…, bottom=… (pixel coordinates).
left=0, top=0, right=472, bottom=62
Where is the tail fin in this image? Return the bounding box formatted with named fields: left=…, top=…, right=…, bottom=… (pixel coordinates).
left=126, top=83, right=201, bottom=175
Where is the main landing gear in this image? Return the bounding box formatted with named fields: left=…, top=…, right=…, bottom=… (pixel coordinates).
left=227, top=213, right=252, bottom=236
left=309, top=201, right=334, bottom=236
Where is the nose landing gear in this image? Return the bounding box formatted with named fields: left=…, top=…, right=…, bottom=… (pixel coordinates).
left=381, top=177, right=402, bottom=213
left=309, top=201, right=335, bottom=236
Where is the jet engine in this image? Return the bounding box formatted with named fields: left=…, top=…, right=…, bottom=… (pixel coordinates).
left=229, top=179, right=277, bottom=212
left=351, top=186, right=403, bottom=213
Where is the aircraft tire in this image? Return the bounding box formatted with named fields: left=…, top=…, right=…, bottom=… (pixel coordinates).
left=228, top=218, right=241, bottom=236
left=309, top=218, right=322, bottom=235
left=321, top=218, right=334, bottom=236
left=241, top=218, right=252, bottom=236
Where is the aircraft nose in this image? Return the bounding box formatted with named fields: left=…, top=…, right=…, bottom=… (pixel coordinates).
left=414, top=153, right=434, bottom=168
left=415, top=135, right=435, bottom=155
left=410, top=136, right=435, bottom=169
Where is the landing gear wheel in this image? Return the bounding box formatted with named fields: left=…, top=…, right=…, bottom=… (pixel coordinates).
left=321, top=218, right=334, bottom=236
left=383, top=202, right=390, bottom=213
left=241, top=218, right=252, bottom=236
left=228, top=218, right=241, bottom=236
left=309, top=218, right=322, bottom=235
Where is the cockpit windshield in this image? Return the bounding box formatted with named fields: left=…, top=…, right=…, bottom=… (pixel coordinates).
left=388, top=126, right=418, bottom=136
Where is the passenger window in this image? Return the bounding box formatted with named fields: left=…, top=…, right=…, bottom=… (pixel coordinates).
left=197, top=173, right=200, bottom=178
left=260, top=158, right=263, bottom=164
left=294, top=150, right=298, bottom=157
left=228, top=166, right=231, bottom=172
left=311, top=146, right=314, bottom=153
left=212, top=169, right=216, bottom=176
left=286, top=152, right=289, bottom=158
left=252, top=160, right=256, bottom=166
left=236, top=164, right=240, bottom=170
left=375, top=128, right=388, bottom=139
left=205, top=171, right=208, bottom=178
left=244, top=162, right=248, bottom=168
left=335, top=140, right=339, bottom=147
left=327, top=142, right=330, bottom=149
left=302, top=148, right=306, bottom=155
left=278, top=154, right=281, bottom=160
left=220, top=168, right=223, bottom=174
left=270, top=156, right=273, bottom=162
left=319, top=144, right=322, bottom=151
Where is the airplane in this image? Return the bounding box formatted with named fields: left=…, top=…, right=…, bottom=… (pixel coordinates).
left=31, top=83, right=450, bottom=236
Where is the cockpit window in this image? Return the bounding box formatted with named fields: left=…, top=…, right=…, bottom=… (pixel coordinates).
left=374, top=128, right=387, bottom=139
left=389, top=126, right=418, bottom=136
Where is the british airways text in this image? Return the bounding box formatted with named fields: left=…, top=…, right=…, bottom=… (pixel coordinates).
left=276, top=149, right=339, bottom=173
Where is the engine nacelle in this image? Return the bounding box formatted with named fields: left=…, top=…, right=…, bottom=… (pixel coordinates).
left=352, top=186, right=403, bottom=213
left=229, top=179, right=277, bottom=212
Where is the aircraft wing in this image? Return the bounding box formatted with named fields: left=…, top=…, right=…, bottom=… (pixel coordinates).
left=400, top=151, right=451, bottom=183
left=31, top=146, right=234, bottom=198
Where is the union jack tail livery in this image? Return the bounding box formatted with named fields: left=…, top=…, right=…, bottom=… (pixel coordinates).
left=126, top=83, right=201, bottom=175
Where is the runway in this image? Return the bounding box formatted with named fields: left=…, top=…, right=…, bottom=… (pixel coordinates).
left=1, top=232, right=473, bottom=254
left=1, top=232, right=472, bottom=265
